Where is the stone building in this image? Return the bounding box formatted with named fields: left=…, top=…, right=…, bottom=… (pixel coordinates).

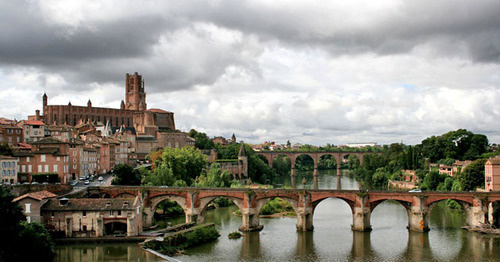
left=0, top=155, right=18, bottom=184
left=40, top=73, right=175, bottom=136
left=485, top=156, right=500, bottom=191
left=41, top=197, right=142, bottom=237
left=0, top=124, right=23, bottom=147
left=13, top=190, right=57, bottom=223
left=19, top=120, right=46, bottom=142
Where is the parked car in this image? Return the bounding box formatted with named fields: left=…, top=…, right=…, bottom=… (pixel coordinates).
left=98, top=176, right=104, bottom=182
left=71, top=181, right=79, bottom=186
left=84, top=180, right=90, bottom=185
left=409, top=188, right=422, bottom=193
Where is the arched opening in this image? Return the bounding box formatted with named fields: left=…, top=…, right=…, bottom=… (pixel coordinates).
left=256, top=197, right=298, bottom=232
left=272, top=154, right=291, bottom=176
left=312, top=197, right=354, bottom=257
left=343, top=154, right=360, bottom=171
left=114, top=193, right=136, bottom=198
left=295, top=154, right=315, bottom=171
left=318, top=154, right=337, bottom=170
left=491, top=201, right=500, bottom=227
left=153, top=198, right=186, bottom=228
left=199, top=196, right=243, bottom=229
left=427, top=199, right=469, bottom=260
left=428, top=199, right=468, bottom=229
left=257, top=154, right=269, bottom=165
left=259, top=197, right=296, bottom=217
left=104, top=221, right=127, bottom=236
left=370, top=199, right=410, bottom=260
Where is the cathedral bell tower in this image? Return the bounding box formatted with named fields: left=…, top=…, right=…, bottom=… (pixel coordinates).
left=125, top=72, right=147, bottom=111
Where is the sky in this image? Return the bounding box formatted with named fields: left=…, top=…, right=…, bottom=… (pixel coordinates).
left=0, top=0, right=499, bottom=146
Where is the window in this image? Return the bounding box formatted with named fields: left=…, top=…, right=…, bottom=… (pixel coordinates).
left=25, top=203, right=31, bottom=213
left=53, top=165, right=58, bottom=172
left=117, top=210, right=121, bottom=216
left=109, top=211, right=113, bottom=216
left=28, top=165, right=32, bottom=172
left=57, top=157, right=60, bottom=162
left=21, top=165, right=26, bottom=173
left=26, top=157, right=30, bottom=163
left=44, top=165, right=49, bottom=172
left=83, top=211, right=86, bottom=217
left=27, top=216, right=31, bottom=223
left=40, top=155, right=46, bottom=162
left=38, top=165, right=42, bottom=172
left=82, top=225, right=87, bottom=231
left=51, top=212, right=55, bottom=217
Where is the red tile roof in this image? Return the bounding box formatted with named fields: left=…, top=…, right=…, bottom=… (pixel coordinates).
left=23, top=120, right=45, bottom=126
left=13, top=190, right=57, bottom=202
left=43, top=198, right=137, bottom=211
left=148, top=108, right=171, bottom=113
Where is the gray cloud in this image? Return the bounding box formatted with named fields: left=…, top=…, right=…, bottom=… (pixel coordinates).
left=0, top=0, right=499, bottom=145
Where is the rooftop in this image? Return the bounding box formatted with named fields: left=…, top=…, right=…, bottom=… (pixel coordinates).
left=13, top=190, right=57, bottom=202
left=43, top=198, right=137, bottom=211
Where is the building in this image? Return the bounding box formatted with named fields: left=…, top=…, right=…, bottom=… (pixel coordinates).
left=40, top=73, right=175, bottom=135
left=438, top=164, right=453, bottom=176
left=485, top=156, right=500, bottom=191
left=13, top=190, right=57, bottom=223
left=19, top=120, right=46, bottom=142
left=452, top=160, right=471, bottom=176
left=0, top=155, right=18, bottom=184
left=345, top=142, right=377, bottom=148
left=0, top=124, right=23, bottom=147
left=41, top=197, right=142, bottom=237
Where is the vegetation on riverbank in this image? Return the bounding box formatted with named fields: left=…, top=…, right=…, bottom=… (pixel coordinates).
left=143, top=224, right=219, bottom=256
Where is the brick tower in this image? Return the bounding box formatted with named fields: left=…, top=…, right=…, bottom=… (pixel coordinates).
left=125, top=72, right=147, bottom=111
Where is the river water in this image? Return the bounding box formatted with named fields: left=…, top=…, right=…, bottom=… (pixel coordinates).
left=54, top=170, right=500, bottom=261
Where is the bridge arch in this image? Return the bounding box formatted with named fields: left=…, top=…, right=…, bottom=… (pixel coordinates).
left=255, top=196, right=300, bottom=216
left=197, top=195, right=245, bottom=223
left=312, top=196, right=355, bottom=214
left=114, top=193, right=138, bottom=199
left=292, top=153, right=317, bottom=170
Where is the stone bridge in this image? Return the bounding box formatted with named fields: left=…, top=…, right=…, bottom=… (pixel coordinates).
left=256, top=151, right=370, bottom=175
left=83, top=186, right=500, bottom=233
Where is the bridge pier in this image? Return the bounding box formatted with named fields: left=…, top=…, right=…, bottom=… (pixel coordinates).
left=239, top=192, right=263, bottom=232
left=407, top=197, right=430, bottom=232
left=352, top=194, right=372, bottom=231
left=239, top=209, right=263, bottom=232
left=291, top=169, right=296, bottom=189
left=143, top=206, right=154, bottom=228
left=313, top=168, right=318, bottom=190
left=464, top=196, right=488, bottom=230
left=296, top=193, right=314, bottom=231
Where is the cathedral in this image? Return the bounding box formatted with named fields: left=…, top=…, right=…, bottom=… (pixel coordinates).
left=40, top=72, right=175, bottom=136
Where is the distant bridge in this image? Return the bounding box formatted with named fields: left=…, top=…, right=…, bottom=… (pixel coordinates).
left=255, top=151, right=370, bottom=174
left=82, top=186, right=500, bottom=233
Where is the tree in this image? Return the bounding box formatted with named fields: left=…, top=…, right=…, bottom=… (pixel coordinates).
left=196, top=163, right=232, bottom=188
left=458, top=159, right=487, bottom=191
left=143, top=163, right=175, bottom=186
left=0, top=142, right=13, bottom=156
left=112, top=164, right=142, bottom=185
left=0, top=187, right=55, bottom=261
left=188, top=129, right=215, bottom=149
left=158, top=146, right=207, bottom=185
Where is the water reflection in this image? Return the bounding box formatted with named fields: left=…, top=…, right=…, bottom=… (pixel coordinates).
left=239, top=233, right=262, bottom=260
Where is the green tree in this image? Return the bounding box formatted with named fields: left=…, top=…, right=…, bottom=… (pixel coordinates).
left=0, top=187, right=55, bottom=261
left=188, top=129, right=215, bottom=149
left=159, top=146, right=207, bottom=185
left=143, top=163, right=175, bottom=186
left=196, top=163, right=232, bottom=188
left=0, top=142, right=13, bottom=156
left=112, top=164, right=142, bottom=185
left=458, top=159, right=487, bottom=191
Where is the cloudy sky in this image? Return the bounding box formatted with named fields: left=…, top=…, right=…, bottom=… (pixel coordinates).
left=1, top=0, right=499, bottom=145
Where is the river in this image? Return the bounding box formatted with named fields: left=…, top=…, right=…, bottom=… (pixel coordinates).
left=54, top=170, right=500, bottom=261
